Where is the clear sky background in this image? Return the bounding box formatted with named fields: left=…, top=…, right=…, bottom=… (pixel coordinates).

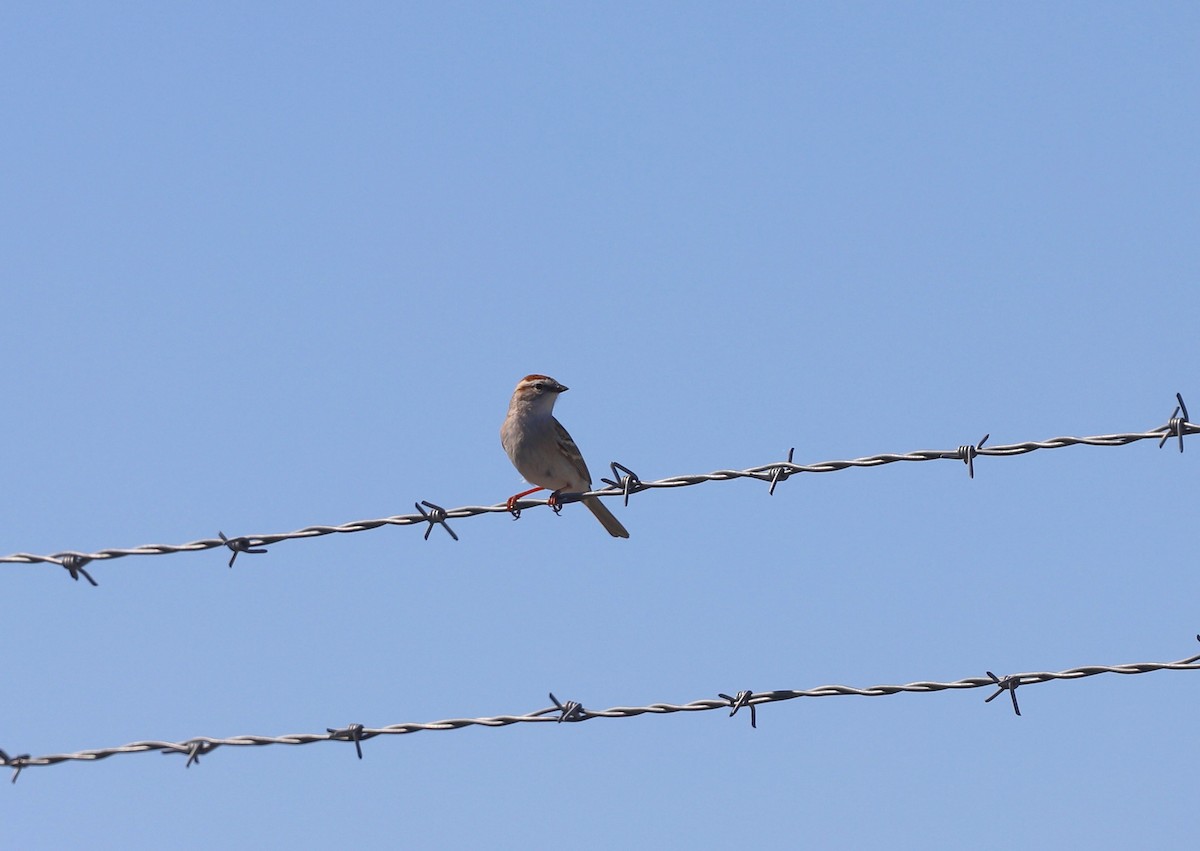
left=4, top=4, right=1199, bottom=848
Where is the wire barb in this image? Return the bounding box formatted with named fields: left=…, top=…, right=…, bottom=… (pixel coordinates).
left=0, top=749, right=30, bottom=784
left=549, top=692, right=586, bottom=723
left=767, top=449, right=796, bottom=495
left=984, top=672, right=1022, bottom=716
left=718, top=690, right=757, bottom=728
left=327, top=723, right=366, bottom=759
left=415, top=501, right=458, bottom=541
left=956, top=434, right=989, bottom=479
left=601, top=461, right=644, bottom=507
left=58, top=554, right=98, bottom=586
left=1158, top=393, right=1190, bottom=452
left=218, top=531, right=269, bottom=568
left=161, top=740, right=215, bottom=768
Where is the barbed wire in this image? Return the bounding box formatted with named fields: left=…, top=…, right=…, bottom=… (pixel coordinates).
left=4, top=637, right=1197, bottom=781
left=3, top=394, right=1194, bottom=586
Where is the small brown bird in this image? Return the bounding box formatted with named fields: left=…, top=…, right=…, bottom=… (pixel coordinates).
left=500, top=374, right=629, bottom=538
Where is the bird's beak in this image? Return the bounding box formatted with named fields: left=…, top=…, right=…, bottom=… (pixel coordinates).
left=555, top=382, right=569, bottom=393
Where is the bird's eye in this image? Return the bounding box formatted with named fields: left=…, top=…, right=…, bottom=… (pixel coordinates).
left=534, top=382, right=546, bottom=392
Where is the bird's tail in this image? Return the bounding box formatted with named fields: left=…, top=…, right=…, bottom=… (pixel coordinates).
left=583, top=497, right=630, bottom=538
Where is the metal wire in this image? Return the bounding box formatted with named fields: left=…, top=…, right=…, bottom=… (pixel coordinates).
left=3, top=394, right=1194, bottom=585
left=5, top=639, right=1198, bottom=780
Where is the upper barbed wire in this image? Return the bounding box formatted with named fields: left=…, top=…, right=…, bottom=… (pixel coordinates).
left=3, top=394, right=1194, bottom=586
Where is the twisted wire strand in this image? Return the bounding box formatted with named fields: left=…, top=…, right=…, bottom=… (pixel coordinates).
left=3, top=401, right=1195, bottom=583
left=5, top=643, right=1198, bottom=779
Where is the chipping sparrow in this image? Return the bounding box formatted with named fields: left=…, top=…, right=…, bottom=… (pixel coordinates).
left=501, top=374, right=630, bottom=538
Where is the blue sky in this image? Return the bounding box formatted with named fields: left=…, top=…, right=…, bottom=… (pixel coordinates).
left=4, top=3, right=1199, bottom=848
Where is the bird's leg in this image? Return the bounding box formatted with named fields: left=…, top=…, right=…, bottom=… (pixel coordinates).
left=506, top=486, right=544, bottom=516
